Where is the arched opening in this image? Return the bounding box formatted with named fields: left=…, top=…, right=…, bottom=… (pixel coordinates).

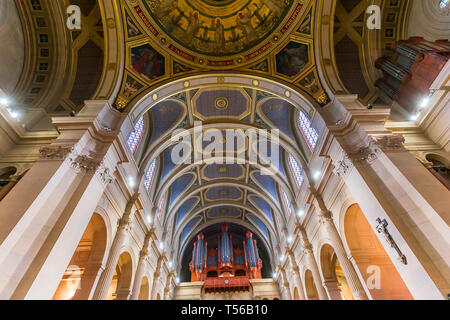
left=0, top=166, right=18, bottom=201
left=53, top=213, right=107, bottom=300
left=293, top=287, right=300, bottom=300
left=344, top=204, right=413, bottom=300
left=426, top=155, right=450, bottom=190
left=304, top=269, right=319, bottom=300
left=156, top=293, right=162, bottom=300
left=138, top=276, right=150, bottom=300
left=106, top=252, right=133, bottom=300
left=320, top=244, right=353, bottom=300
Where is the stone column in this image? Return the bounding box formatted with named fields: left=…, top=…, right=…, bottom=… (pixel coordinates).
left=323, top=280, right=343, bottom=300
left=286, top=249, right=306, bottom=300
left=130, top=232, right=154, bottom=300
left=92, top=194, right=139, bottom=300
left=298, top=228, right=328, bottom=300
left=150, top=255, right=164, bottom=300
left=312, top=190, right=368, bottom=300
left=0, top=101, right=125, bottom=300
left=279, top=267, right=292, bottom=300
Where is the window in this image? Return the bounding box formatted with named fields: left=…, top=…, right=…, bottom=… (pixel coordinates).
left=157, top=193, right=166, bottom=220
left=297, top=111, right=319, bottom=151
left=127, top=116, right=145, bottom=154
left=288, top=154, right=304, bottom=189
left=144, top=160, right=157, bottom=191
left=281, top=188, right=292, bottom=217
left=440, top=0, right=449, bottom=8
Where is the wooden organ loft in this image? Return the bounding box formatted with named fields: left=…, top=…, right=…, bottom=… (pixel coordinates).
left=375, top=37, right=450, bottom=116
left=189, top=224, right=262, bottom=293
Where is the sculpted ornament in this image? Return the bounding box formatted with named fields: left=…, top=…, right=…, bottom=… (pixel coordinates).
left=349, top=139, right=381, bottom=164
left=375, top=135, right=405, bottom=152
left=69, top=151, right=101, bottom=172
left=96, top=163, right=115, bottom=185
left=39, top=145, right=73, bottom=161
left=334, top=155, right=353, bottom=177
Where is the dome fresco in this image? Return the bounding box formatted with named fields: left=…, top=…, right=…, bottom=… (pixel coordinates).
left=143, top=0, right=294, bottom=56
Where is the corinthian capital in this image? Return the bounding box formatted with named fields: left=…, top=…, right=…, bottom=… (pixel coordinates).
left=349, top=139, right=380, bottom=164
left=39, top=145, right=73, bottom=161
left=333, top=155, right=354, bottom=178
left=69, top=151, right=102, bottom=173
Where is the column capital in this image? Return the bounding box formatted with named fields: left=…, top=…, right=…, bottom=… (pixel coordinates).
left=348, top=139, right=381, bottom=164
left=374, top=134, right=406, bottom=152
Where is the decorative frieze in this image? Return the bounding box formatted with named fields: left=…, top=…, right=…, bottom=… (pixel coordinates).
left=375, top=135, right=406, bottom=152
left=39, top=145, right=73, bottom=161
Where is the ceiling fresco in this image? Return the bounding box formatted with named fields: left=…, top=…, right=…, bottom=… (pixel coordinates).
left=141, top=0, right=294, bottom=56
left=115, top=0, right=332, bottom=112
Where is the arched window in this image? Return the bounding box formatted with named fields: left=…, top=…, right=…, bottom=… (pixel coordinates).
left=157, top=193, right=166, bottom=220
left=288, top=154, right=304, bottom=189
left=144, top=160, right=157, bottom=191
left=297, top=111, right=319, bottom=151
left=440, top=0, right=449, bottom=8
left=127, top=116, right=145, bottom=154
left=281, top=188, right=292, bottom=217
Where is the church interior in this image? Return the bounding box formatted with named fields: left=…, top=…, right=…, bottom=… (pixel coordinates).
left=0, top=0, right=449, bottom=301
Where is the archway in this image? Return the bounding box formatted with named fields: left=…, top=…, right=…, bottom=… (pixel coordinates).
left=106, top=252, right=133, bottom=300
left=53, top=213, right=107, bottom=300
left=156, top=293, right=161, bottom=300
left=0, top=166, right=18, bottom=201
left=344, top=204, right=413, bottom=300
left=320, top=244, right=353, bottom=300
left=138, top=276, right=150, bottom=300
left=304, top=269, right=319, bottom=300
left=293, top=287, right=300, bottom=300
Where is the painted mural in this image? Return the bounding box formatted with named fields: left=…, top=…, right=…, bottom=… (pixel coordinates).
left=142, top=0, right=294, bottom=56
left=131, top=44, right=165, bottom=80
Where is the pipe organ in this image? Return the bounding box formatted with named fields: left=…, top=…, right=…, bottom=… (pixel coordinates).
left=189, top=224, right=262, bottom=282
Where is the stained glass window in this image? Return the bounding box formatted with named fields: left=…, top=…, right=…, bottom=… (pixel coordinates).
left=288, top=154, right=304, bottom=189
left=127, top=116, right=145, bottom=154
left=440, top=0, right=449, bottom=8
left=157, top=193, right=166, bottom=220
left=297, top=111, right=319, bottom=151
left=144, top=159, right=157, bottom=191
left=281, top=188, right=292, bottom=217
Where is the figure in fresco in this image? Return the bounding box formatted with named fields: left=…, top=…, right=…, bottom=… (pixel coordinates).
left=214, top=18, right=225, bottom=53
left=126, top=15, right=140, bottom=37
left=276, top=43, right=308, bottom=77
left=236, top=10, right=258, bottom=44
left=156, top=0, right=179, bottom=19
left=257, top=0, right=283, bottom=19
left=185, top=11, right=201, bottom=43
left=131, top=45, right=165, bottom=80
left=300, top=73, right=319, bottom=93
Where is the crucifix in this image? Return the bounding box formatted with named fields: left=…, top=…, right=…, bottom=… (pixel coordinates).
left=376, top=218, right=407, bottom=265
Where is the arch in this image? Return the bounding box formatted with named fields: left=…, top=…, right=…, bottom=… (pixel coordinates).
left=304, top=269, right=319, bottom=300
left=319, top=244, right=353, bottom=300
left=106, top=251, right=133, bottom=300
left=52, top=213, right=107, bottom=300
left=156, top=293, right=162, bottom=300
left=138, top=276, right=150, bottom=300
left=344, top=204, right=413, bottom=300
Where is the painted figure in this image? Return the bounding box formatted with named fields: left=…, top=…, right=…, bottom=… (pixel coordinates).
left=132, top=45, right=164, bottom=80
left=258, top=0, right=283, bottom=19
left=236, top=10, right=258, bottom=44
left=277, top=43, right=308, bottom=76
left=215, top=18, right=225, bottom=53
left=156, top=0, right=178, bottom=18
left=185, top=11, right=201, bottom=43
